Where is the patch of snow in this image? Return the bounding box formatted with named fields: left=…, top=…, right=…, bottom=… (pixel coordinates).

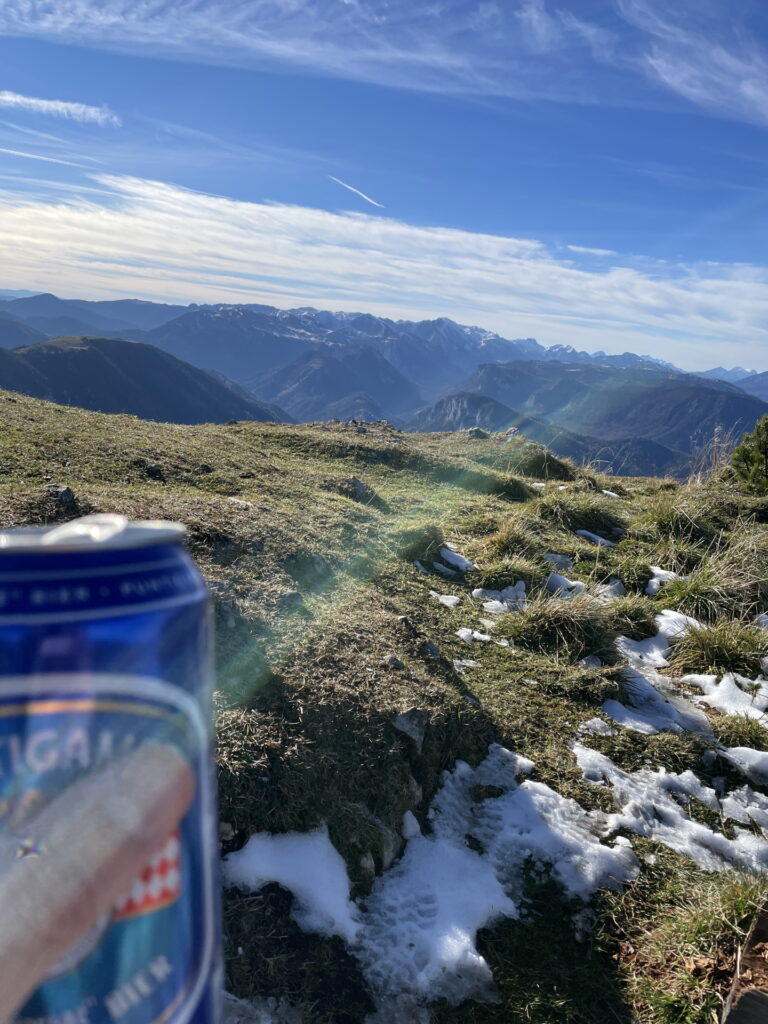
left=595, top=578, right=626, bottom=602
left=577, top=718, right=617, bottom=738
left=603, top=667, right=686, bottom=735
left=616, top=609, right=700, bottom=669
left=578, top=655, right=603, bottom=670
left=429, top=590, right=460, bottom=609
left=453, top=658, right=481, bottom=674
left=574, top=744, right=768, bottom=874
left=471, top=581, right=526, bottom=614
left=456, top=628, right=492, bottom=644
left=531, top=482, right=546, bottom=489
left=719, top=747, right=768, bottom=787
left=644, top=566, right=680, bottom=597
left=402, top=811, right=422, bottom=839
left=544, top=552, right=573, bottom=572
left=557, top=484, right=569, bottom=491
left=413, top=560, right=428, bottom=575
left=355, top=744, right=638, bottom=1017
left=223, top=826, right=360, bottom=942
left=546, top=572, right=586, bottom=597
left=439, top=548, right=477, bottom=572
left=602, top=490, right=621, bottom=499
left=755, top=613, right=768, bottom=630
left=575, top=529, right=615, bottom=548
left=433, top=562, right=458, bottom=577
left=684, top=672, right=768, bottom=721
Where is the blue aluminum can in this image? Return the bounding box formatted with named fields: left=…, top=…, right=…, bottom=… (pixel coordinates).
left=0, top=514, right=221, bottom=1024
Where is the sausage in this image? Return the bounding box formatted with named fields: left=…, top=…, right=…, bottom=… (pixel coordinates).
left=0, top=742, right=195, bottom=1021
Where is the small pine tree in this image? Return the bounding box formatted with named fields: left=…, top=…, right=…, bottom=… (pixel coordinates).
left=732, top=415, right=768, bottom=493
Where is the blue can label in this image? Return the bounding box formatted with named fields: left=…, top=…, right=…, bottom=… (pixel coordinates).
left=0, top=674, right=217, bottom=1024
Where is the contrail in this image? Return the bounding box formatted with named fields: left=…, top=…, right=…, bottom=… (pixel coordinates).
left=329, top=175, right=384, bottom=208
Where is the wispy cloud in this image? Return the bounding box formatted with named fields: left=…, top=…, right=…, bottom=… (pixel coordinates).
left=615, top=0, right=768, bottom=125
left=0, top=0, right=723, bottom=112
left=0, top=146, right=94, bottom=168
left=329, top=175, right=384, bottom=208
left=0, top=90, right=120, bottom=126
left=0, top=172, right=765, bottom=370
left=567, top=244, right=617, bottom=257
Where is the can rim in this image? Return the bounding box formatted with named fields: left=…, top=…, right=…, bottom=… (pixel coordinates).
left=0, top=513, right=187, bottom=552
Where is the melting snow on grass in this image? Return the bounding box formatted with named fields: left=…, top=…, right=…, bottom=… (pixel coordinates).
left=684, top=672, right=768, bottom=721
left=471, top=581, right=526, bottom=614
left=616, top=609, right=700, bottom=669
left=574, top=743, right=768, bottom=874
left=439, top=546, right=477, bottom=572
left=574, top=529, right=615, bottom=548
left=429, top=590, right=461, bottom=608
left=223, top=826, right=360, bottom=942
left=644, top=566, right=681, bottom=596
left=226, top=745, right=640, bottom=1021
left=355, top=744, right=638, bottom=1018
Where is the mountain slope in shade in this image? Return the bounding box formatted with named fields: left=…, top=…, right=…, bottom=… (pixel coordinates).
left=249, top=346, right=422, bottom=421
left=146, top=307, right=313, bottom=380
left=0, top=336, right=288, bottom=424
left=461, top=361, right=768, bottom=454
left=734, top=371, right=768, bottom=403
left=0, top=314, right=47, bottom=349
left=407, top=391, right=687, bottom=476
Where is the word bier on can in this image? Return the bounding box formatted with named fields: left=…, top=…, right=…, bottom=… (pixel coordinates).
left=0, top=514, right=221, bottom=1024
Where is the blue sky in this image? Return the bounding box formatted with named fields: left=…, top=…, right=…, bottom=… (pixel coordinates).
left=0, top=0, right=767, bottom=369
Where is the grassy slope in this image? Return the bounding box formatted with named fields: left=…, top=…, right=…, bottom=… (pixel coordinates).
left=1, top=390, right=767, bottom=1023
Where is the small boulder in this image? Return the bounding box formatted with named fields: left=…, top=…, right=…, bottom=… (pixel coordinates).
left=393, top=708, right=429, bottom=752
left=465, top=427, right=490, bottom=439
left=382, top=654, right=405, bottom=670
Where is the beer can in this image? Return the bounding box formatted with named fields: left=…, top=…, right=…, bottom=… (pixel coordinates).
left=0, top=514, right=221, bottom=1024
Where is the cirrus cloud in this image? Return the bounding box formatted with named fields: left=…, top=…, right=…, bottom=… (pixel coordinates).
left=0, top=90, right=120, bottom=126
left=0, top=173, right=766, bottom=370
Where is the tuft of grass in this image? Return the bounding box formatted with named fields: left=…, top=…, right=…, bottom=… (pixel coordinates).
left=711, top=714, right=768, bottom=751
left=597, top=847, right=764, bottom=1024
left=496, top=594, right=618, bottom=662
left=501, top=440, right=575, bottom=481
left=605, top=594, right=659, bottom=641
left=535, top=491, right=627, bottom=537
left=483, top=519, right=545, bottom=560
left=391, top=521, right=444, bottom=562
left=630, top=492, right=718, bottom=544
left=467, top=555, right=551, bottom=593
left=668, top=620, right=767, bottom=677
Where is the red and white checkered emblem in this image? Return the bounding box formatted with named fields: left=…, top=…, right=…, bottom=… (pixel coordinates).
left=114, top=832, right=182, bottom=919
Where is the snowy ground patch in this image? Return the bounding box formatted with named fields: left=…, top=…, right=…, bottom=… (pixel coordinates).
left=684, top=672, right=768, bottom=721
left=644, top=566, right=681, bottom=596
left=575, top=529, right=615, bottom=548
left=574, top=743, right=768, bottom=874
left=616, top=609, right=700, bottom=669
left=223, top=826, right=361, bottom=942
left=355, top=744, right=638, bottom=1017
left=471, top=581, right=526, bottom=614
left=546, top=571, right=586, bottom=597
left=439, top=547, right=477, bottom=572
left=429, top=590, right=461, bottom=609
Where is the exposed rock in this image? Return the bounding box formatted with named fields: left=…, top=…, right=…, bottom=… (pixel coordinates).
left=465, top=427, right=490, bottom=439
left=393, top=708, right=429, bottom=752
left=277, top=591, right=304, bottom=613
left=382, top=654, right=405, bottom=670
left=420, top=640, right=441, bottom=659
left=44, top=483, right=79, bottom=517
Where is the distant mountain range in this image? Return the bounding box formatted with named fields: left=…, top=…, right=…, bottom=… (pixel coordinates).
left=0, top=289, right=764, bottom=476
left=0, top=336, right=285, bottom=424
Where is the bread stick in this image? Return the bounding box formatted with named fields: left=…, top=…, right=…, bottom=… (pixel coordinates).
left=0, top=742, right=195, bottom=1021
